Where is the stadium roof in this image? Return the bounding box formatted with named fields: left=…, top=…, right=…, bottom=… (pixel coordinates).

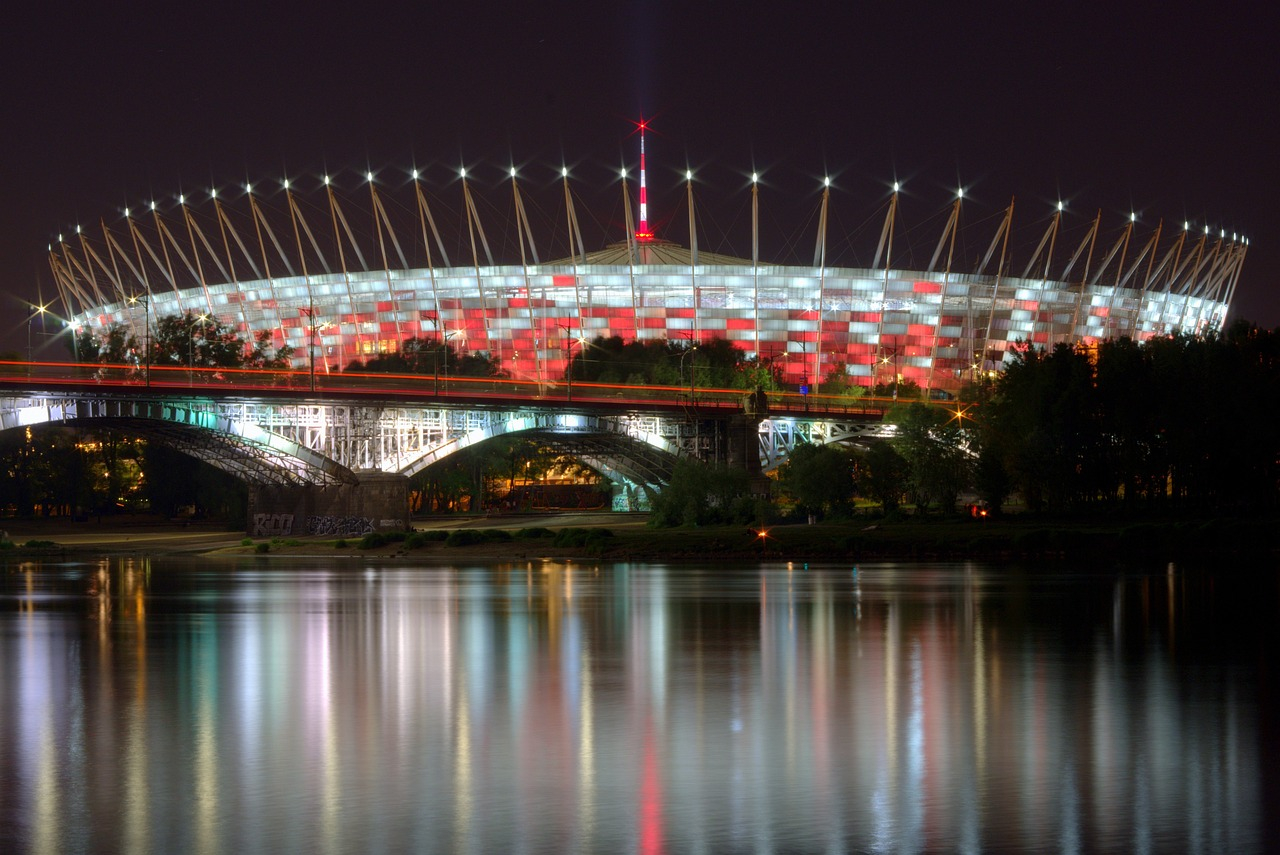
left=569, top=239, right=763, bottom=268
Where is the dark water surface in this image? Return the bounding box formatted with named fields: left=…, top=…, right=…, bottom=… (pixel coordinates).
left=1, top=557, right=1276, bottom=854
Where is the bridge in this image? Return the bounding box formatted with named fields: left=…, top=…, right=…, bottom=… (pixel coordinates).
left=0, top=362, right=902, bottom=535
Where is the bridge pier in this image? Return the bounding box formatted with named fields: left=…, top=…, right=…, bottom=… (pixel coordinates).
left=725, top=413, right=771, bottom=497
left=247, top=471, right=410, bottom=538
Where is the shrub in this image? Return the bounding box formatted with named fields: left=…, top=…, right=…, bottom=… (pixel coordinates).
left=553, top=527, right=614, bottom=548
left=445, top=529, right=485, bottom=547
left=516, top=527, right=554, bottom=539
left=359, top=532, right=388, bottom=549
left=241, top=538, right=254, bottom=547
left=334, top=539, right=349, bottom=549
left=482, top=529, right=512, bottom=543
left=24, top=540, right=56, bottom=549
left=254, top=542, right=270, bottom=553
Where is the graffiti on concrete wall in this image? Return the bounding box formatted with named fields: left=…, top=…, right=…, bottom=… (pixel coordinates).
left=306, top=515, right=375, bottom=537
left=252, top=514, right=295, bottom=537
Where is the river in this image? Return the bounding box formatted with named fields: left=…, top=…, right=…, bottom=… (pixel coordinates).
left=1, top=556, right=1275, bottom=853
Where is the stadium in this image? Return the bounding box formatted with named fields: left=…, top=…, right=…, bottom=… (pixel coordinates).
left=46, top=139, right=1246, bottom=393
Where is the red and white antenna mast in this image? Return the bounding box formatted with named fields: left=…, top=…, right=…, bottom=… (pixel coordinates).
left=635, top=119, right=654, bottom=241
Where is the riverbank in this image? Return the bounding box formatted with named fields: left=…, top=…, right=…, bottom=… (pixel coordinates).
left=2, top=512, right=1275, bottom=564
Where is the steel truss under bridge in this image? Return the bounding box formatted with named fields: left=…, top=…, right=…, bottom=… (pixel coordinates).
left=758, top=417, right=897, bottom=472
left=0, top=391, right=893, bottom=490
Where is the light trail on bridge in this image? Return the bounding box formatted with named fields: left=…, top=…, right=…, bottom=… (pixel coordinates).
left=0, top=358, right=960, bottom=420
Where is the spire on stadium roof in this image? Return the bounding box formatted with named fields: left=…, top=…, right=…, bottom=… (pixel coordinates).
left=635, top=118, right=654, bottom=242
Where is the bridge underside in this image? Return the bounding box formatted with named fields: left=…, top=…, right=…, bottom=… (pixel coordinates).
left=1, top=392, right=894, bottom=493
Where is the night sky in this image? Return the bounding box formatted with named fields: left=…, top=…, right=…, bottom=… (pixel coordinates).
left=5, top=0, right=1276, bottom=355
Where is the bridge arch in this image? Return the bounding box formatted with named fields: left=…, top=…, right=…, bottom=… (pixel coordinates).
left=0, top=394, right=357, bottom=486
left=400, top=411, right=687, bottom=495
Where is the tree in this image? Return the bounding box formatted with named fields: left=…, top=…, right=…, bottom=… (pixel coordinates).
left=889, top=403, right=973, bottom=514
left=245, top=330, right=296, bottom=371
left=853, top=442, right=909, bottom=514
left=648, top=459, right=756, bottom=527
left=777, top=441, right=855, bottom=519
left=979, top=341, right=1098, bottom=512
left=151, top=312, right=245, bottom=375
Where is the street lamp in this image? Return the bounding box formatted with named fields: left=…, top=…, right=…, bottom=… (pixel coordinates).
left=680, top=344, right=699, bottom=404
left=127, top=294, right=149, bottom=387
left=189, top=312, right=208, bottom=384
left=558, top=324, right=585, bottom=401
left=879, top=337, right=899, bottom=400
left=422, top=316, right=442, bottom=395
left=27, top=304, right=47, bottom=377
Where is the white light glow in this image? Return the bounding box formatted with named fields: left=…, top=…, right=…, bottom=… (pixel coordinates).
left=366, top=171, right=374, bottom=184
left=1057, top=201, right=1064, bottom=212
left=1130, top=211, right=1137, bottom=222
left=150, top=201, right=156, bottom=211
left=323, top=175, right=330, bottom=185
left=245, top=183, right=253, bottom=194
left=1205, top=225, right=1210, bottom=234
left=562, top=167, right=568, bottom=178
left=124, top=207, right=130, bottom=217
left=459, top=167, right=466, bottom=179
left=282, top=179, right=289, bottom=190
left=210, top=188, right=217, bottom=199
left=75, top=224, right=80, bottom=234
left=1184, top=220, right=1190, bottom=231
left=957, top=187, right=964, bottom=199
left=410, top=169, right=418, bottom=180
left=620, top=168, right=627, bottom=178
left=510, top=166, right=517, bottom=178
left=892, top=181, right=899, bottom=192
left=751, top=172, right=758, bottom=183
left=686, top=169, right=693, bottom=180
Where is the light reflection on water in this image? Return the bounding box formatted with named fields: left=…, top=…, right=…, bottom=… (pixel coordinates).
left=0, top=557, right=1272, bottom=854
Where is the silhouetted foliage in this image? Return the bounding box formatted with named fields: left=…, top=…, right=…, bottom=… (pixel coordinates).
left=346, top=337, right=503, bottom=378
left=777, top=442, right=855, bottom=519
left=647, top=459, right=758, bottom=527
left=888, top=403, right=972, bottom=514
left=976, top=323, right=1280, bottom=513
left=568, top=336, right=778, bottom=390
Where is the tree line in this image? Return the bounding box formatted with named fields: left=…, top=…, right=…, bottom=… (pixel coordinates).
left=651, top=321, right=1280, bottom=525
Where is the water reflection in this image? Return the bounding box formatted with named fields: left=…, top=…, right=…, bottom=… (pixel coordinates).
left=0, top=558, right=1270, bottom=853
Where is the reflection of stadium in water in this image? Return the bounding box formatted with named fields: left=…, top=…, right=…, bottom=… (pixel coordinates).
left=1, top=561, right=1264, bottom=852
left=49, top=144, right=1244, bottom=392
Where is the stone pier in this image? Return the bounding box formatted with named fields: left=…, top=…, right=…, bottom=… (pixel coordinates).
left=246, top=471, right=410, bottom=538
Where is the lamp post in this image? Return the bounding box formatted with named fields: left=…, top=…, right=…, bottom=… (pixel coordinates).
left=27, top=303, right=52, bottom=378
left=558, top=324, right=583, bottom=402
left=680, top=344, right=699, bottom=405
left=879, top=337, right=899, bottom=401
left=128, top=294, right=149, bottom=387
left=423, top=317, right=440, bottom=395
left=189, top=313, right=208, bottom=384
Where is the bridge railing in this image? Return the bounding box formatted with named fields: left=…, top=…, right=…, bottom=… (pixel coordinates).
left=0, top=359, right=940, bottom=418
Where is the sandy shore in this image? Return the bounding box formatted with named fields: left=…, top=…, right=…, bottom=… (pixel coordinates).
left=1, top=513, right=645, bottom=559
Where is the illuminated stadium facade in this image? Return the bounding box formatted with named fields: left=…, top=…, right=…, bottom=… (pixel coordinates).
left=48, top=134, right=1246, bottom=393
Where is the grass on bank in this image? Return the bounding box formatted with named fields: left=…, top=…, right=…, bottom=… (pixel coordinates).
left=224, top=513, right=1275, bottom=562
